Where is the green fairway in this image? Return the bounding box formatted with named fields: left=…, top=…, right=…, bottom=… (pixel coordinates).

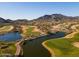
left=42, top=32, right=79, bottom=57
left=0, top=25, right=14, bottom=34
left=67, top=33, right=79, bottom=42
left=25, top=26, right=41, bottom=37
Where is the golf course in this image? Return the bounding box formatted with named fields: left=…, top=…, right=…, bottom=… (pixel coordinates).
left=42, top=31, right=79, bottom=57
left=0, top=25, right=14, bottom=34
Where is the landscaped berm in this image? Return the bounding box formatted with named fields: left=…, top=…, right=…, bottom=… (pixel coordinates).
left=42, top=32, right=79, bottom=57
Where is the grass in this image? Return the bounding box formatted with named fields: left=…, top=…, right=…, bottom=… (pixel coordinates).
left=27, top=27, right=34, bottom=33
left=0, top=25, right=16, bottom=56
left=43, top=32, right=79, bottom=57
left=67, top=33, right=79, bottom=42
left=0, top=25, right=14, bottom=34
left=24, top=26, right=41, bottom=37
left=0, top=41, right=16, bottom=56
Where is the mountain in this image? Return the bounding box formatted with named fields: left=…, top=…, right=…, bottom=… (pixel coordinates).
left=0, top=14, right=79, bottom=25
left=0, top=14, right=79, bottom=34
left=0, top=17, right=29, bottom=24
left=28, top=14, right=79, bottom=34
left=13, top=19, right=29, bottom=25
left=0, top=14, right=79, bottom=24
left=0, top=17, right=7, bottom=23
left=29, top=14, right=79, bottom=25
left=6, top=19, right=13, bottom=23
left=0, top=17, right=13, bottom=23
left=31, top=14, right=79, bottom=21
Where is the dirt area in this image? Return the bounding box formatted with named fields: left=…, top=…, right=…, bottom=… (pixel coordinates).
left=65, top=24, right=79, bottom=38
left=72, top=42, right=79, bottom=48
left=65, top=32, right=78, bottom=38
left=20, top=25, right=45, bottom=37
left=15, top=39, right=24, bottom=56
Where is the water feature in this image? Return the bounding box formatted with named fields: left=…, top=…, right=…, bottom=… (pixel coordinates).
left=22, top=32, right=67, bottom=57
left=0, top=32, right=22, bottom=42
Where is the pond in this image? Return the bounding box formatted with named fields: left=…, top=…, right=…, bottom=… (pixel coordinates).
left=22, top=32, right=67, bottom=57
left=0, top=32, right=22, bottom=42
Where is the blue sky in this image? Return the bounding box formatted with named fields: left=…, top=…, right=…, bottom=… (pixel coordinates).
left=0, top=2, right=79, bottom=20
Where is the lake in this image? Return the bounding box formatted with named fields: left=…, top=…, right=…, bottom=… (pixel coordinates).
left=0, top=31, right=67, bottom=56
left=0, top=32, right=22, bottom=42
left=22, top=32, right=67, bottom=57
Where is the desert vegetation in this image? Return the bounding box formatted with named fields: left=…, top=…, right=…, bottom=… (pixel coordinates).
left=0, top=14, right=79, bottom=56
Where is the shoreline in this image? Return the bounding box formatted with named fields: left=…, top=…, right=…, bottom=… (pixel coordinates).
left=42, top=41, right=55, bottom=57
left=15, top=39, right=24, bottom=56
left=42, top=31, right=79, bottom=57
